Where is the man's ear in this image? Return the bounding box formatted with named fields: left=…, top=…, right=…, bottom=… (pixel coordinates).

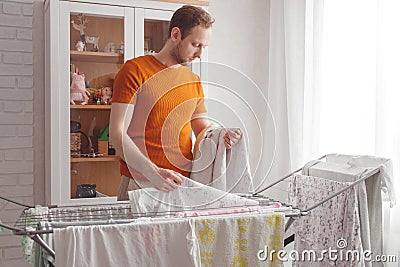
left=170, top=27, right=181, bottom=42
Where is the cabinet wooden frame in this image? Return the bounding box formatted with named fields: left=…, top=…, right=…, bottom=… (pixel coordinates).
left=45, top=0, right=207, bottom=206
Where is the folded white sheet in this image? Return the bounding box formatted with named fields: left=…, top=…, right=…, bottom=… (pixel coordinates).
left=129, top=175, right=259, bottom=214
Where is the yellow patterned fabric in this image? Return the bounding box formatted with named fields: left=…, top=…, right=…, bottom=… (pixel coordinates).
left=194, top=213, right=284, bottom=267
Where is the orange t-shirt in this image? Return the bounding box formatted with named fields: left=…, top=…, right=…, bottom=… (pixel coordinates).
left=112, top=55, right=206, bottom=179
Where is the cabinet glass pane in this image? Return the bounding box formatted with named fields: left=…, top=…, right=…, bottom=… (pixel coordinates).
left=143, top=18, right=197, bottom=72
left=144, top=19, right=169, bottom=54
left=69, top=13, right=124, bottom=199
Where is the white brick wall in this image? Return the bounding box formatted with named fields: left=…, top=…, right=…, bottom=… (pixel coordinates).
left=0, top=0, right=34, bottom=266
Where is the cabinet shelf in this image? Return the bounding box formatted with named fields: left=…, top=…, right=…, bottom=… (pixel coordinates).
left=70, top=50, right=123, bottom=63
left=71, top=155, right=120, bottom=163
left=70, top=104, right=111, bottom=110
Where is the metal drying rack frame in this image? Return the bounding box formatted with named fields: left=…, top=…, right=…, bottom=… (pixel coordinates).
left=0, top=154, right=380, bottom=263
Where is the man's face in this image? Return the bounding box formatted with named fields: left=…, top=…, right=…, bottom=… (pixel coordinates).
left=171, top=25, right=212, bottom=64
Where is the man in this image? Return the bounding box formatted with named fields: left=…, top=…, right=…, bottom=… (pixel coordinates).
left=109, top=5, right=241, bottom=200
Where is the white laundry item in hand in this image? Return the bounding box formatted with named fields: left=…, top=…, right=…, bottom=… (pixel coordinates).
left=190, top=127, right=254, bottom=194
left=129, top=175, right=258, bottom=214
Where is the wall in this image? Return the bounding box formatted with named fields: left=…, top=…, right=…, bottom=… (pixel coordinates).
left=208, top=0, right=269, bottom=91
left=207, top=0, right=271, bottom=188
left=0, top=0, right=43, bottom=266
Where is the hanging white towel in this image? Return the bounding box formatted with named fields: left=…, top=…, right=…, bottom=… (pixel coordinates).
left=190, top=127, right=254, bottom=194
left=54, top=219, right=196, bottom=267
left=339, top=154, right=395, bottom=207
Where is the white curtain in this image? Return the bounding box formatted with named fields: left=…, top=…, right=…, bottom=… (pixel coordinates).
left=268, top=0, right=400, bottom=258
left=267, top=0, right=324, bottom=183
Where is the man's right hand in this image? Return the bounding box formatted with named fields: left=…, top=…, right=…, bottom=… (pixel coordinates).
left=110, top=103, right=183, bottom=193
left=157, top=167, right=183, bottom=191
left=144, top=167, right=183, bottom=192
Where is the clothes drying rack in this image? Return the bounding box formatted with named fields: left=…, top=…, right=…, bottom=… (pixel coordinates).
left=0, top=154, right=380, bottom=263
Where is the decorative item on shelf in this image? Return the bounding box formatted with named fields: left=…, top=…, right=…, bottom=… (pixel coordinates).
left=70, top=63, right=77, bottom=85
left=108, top=145, right=116, bottom=155
left=75, top=40, right=85, bottom=52
left=101, top=86, right=112, bottom=105
left=144, top=50, right=156, bottom=55
left=98, top=124, right=109, bottom=156
left=97, top=141, right=108, bottom=156
left=79, top=116, right=104, bottom=158
left=98, top=125, right=109, bottom=141
left=144, top=36, right=152, bottom=54
left=87, top=116, right=96, bottom=155
left=87, top=88, right=102, bottom=104
left=71, top=13, right=100, bottom=52
left=85, top=36, right=100, bottom=52
left=70, top=73, right=90, bottom=105
left=70, top=120, right=86, bottom=157
left=90, top=73, right=115, bottom=89
left=70, top=132, right=81, bottom=157
left=117, top=41, right=124, bottom=54
left=70, top=63, right=75, bottom=74
left=70, top=118, right=104, bottom=158
left=70, top=120, right=81, bottom=132
left=104, top=42, right=115, bottom=53
left=76, top=184, right=97, bottom=198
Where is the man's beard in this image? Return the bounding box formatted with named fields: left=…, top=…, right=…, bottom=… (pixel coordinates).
left=171, top=42, right=189, bottom=65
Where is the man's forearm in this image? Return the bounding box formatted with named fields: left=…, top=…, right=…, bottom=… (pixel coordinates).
left=110, top=131, right=157, bottom=178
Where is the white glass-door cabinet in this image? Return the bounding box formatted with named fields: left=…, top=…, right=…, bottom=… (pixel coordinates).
left=43, top=0, right=209, bottom=206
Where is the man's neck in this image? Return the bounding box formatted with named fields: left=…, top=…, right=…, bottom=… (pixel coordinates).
left=153, top=44, right=179, bottom=67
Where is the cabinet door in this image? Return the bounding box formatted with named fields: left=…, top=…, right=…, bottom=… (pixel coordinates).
left=134, top=8, right=172, bottom=57
left=134, top=7, right=207, bottom=78
left=54, top=2, right=134, bottom=205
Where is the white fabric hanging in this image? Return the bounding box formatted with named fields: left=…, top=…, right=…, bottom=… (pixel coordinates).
left=190, top=127, right=254, bottom=194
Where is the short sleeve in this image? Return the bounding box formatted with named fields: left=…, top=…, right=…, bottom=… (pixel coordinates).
left=193, top=78, right=207, bottom=115
left=112, top=60, right=142, bottom=105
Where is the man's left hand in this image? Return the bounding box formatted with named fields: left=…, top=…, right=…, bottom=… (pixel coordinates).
left=223, top=128, right=242, bottom=149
